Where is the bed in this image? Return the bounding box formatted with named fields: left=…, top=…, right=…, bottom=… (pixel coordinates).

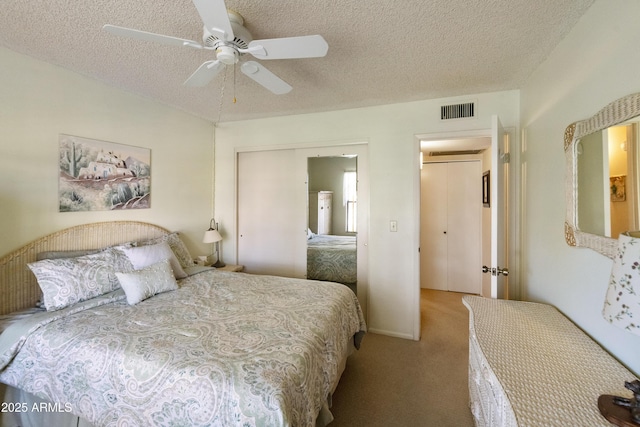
left=306, top=234, right=356, bottom=287
left=0, top=221, right=366, bottom=427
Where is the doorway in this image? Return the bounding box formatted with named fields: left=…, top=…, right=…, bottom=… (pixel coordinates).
left=414, top=133, right=493, bottom=339
left=417, top=118, right=513, bottom=304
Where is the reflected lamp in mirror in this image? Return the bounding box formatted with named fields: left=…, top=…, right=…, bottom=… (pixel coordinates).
left=203, top=218, right=225, bottom=268
left=565, top=92, right=640, bottom=258
left=603, top=231, right=640, bottom=336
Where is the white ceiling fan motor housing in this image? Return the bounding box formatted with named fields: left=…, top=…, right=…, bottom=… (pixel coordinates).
left=203, top=10, right=252, bottom=56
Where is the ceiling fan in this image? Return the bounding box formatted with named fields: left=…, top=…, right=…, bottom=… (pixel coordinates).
left=103, top=0, right=328, bottom=94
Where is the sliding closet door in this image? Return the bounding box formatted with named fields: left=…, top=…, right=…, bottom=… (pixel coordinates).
left=237, top=144, right=369, bottom=319
left=237, top=149, right=304, bottom=277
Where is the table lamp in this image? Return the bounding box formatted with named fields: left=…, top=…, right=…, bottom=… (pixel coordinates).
left=203, top=218, right=225, bottom=268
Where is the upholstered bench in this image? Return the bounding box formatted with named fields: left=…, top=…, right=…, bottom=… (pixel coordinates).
left=462, top=296, right=638, bottom=426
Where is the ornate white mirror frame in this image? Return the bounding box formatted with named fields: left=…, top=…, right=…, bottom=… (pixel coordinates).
left=565, top=92, right=640, bottom=258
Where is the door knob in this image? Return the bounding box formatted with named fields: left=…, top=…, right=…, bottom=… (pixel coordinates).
left=482, top=266, right=509, bottom=276
left=496, top=267, right=509, bottom=276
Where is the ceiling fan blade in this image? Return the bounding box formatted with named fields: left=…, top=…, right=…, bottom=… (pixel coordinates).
left=248, top=35, right=328, bottom=60
left=192, top=0, right=234, bottom=41
left=103, top=24, right=202, bottom=49
left=241, top=61, right=292, bottom=94
left=184, top=60, right=224, bottom=86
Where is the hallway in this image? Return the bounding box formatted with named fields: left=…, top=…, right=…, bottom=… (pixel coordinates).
left=330, top=289, right=474, bottom=426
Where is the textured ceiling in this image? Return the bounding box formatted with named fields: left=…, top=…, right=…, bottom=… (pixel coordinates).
left=1, top=0, right=595, bottom=123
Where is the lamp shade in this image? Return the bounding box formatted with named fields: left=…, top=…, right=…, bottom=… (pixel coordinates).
left=203, top=229, right=222, bottom=244
left=602, top=231, right=640, bottom=336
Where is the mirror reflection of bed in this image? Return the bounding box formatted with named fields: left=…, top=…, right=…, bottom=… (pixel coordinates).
left=307, top=156, right=358, bottom=294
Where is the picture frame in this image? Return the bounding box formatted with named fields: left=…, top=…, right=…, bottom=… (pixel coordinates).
left=610, top=175, right=626, bottom=202
left=59, top=134, right=151, bottom=212
left=482, top=170, right=490, bottom=207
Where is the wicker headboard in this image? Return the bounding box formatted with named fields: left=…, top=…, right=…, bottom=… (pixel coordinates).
left=0, top=221, right=170, bottom=315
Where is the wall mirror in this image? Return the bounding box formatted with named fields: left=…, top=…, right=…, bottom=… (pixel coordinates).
left=307, top=156, right=358, bottom=294
left=565, top=92, right=640, bottom=258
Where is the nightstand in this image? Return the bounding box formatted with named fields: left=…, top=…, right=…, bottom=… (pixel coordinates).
left=216, top=264, right=244, bottom=272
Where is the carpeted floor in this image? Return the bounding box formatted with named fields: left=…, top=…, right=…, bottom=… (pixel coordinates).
left=329, top=289, right=475, bottom=426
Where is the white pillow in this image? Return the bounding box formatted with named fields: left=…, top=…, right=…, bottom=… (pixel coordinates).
left=135, top=232, right=195, bottom=269
left=121, top=242, right=187, bottom=279
left=115, top=260, right=178, bottom=305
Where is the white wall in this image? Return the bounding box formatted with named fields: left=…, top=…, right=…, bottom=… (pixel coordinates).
left=0, top=47, right=215, bottom=257
left=520, top=0, right=640, bottom=374
left=215, top=91, right=519, bottom=339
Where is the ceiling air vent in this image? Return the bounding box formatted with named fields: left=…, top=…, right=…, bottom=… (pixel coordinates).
left=441, top=102, right=475, bottom=120
left=429, top=150, right=483, bottom=156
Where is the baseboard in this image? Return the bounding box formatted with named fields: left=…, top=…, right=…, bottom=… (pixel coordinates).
left=367, top=328, right=414, bottom=340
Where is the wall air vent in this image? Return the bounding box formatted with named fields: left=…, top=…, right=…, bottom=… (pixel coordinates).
left=429, top=150, right=483, bottom=156
left=441, top=102, right=475, bottom=120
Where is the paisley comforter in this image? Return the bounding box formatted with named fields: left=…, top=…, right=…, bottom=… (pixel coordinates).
left=0, top=270, right=366, bottom=427
left=307, top=235, right=357, bottom=285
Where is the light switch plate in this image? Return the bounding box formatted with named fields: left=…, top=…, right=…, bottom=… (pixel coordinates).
left=390, top=220, right=397, bottom=232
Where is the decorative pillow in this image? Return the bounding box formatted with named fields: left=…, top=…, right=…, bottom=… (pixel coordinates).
left=135, top=232, right=195, bottom=269
left=121, top=242, right=187, bottom=279
left=115, top=259, right=179, bottom=305
left=33, top=249, right=101, bottom=307
left=37, top=246, right=133, bottom=271
left=36, top=249, right=101, bottom=261
left=602, top=232, right=640, bottom=336
left=27, top=248, right=124, bottom=312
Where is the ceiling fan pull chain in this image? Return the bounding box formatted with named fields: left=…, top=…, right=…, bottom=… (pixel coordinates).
left=233, top=63, right=237, bottom=104
left=215, top=68, right=228, bottom=124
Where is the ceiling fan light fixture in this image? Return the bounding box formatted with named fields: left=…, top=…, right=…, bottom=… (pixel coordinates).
left=216, top=45, right=238, bottom=65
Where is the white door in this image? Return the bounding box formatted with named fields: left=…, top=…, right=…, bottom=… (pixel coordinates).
left=489, top=115, right=509, bottom=299
left=237, top=149, right=302, bottom=277
left=420, top=163, right=448, bottom=290
left=448, top=161, right=482, bottom=294
left=421, top=161, right=481, bottom=294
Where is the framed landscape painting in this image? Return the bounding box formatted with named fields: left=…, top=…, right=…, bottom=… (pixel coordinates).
left=59, top=134, right=151, bottom=212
